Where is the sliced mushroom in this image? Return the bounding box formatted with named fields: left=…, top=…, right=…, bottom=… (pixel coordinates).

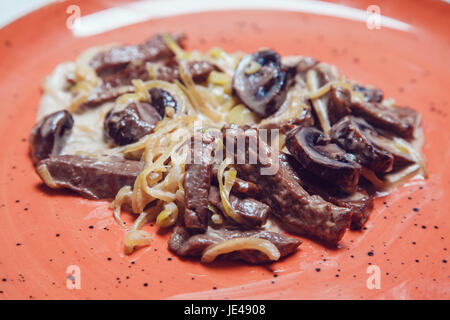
left=232, top=50, right=288, bottom=117
left=285, top=126, right=361, bottom=193
left=104, top=101, right=162, bottom=146
left=148, top=87, right=178, bottom=117
left=30, top=110, right=74, bottom=166
left=330, top=116, right=394, bottom=173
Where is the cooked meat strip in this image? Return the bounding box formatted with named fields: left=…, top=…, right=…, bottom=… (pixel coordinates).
left=37, top=155, right=143, bottom=199
left=89, top=33, right=186, bottom=75
left=183, top=133, right=218, bottom=232
left=352, top=84, right=383, bottom=103
left=349, top=101, right=420, bottom=139
left=364, top=130, right=416, bottom=166
left=104, top=101, right=162, bottom=146
left=30, top=110, right=74, bottom=166
left=327, top=86, right=351, bottom=125
left=285, top=126, right=361, bottom=193
left=100, top=62, right=150, bottom=88
left=222, top=125, right=352, bottom=244
left=79, top=85, right=134, bottom=109
left=330, top=116, right=394, bottom=173
left=208, top=186, right=270, bottom=228
left=168, top=226, right=301, bottom=264
left=100, top=59, right=215, bottom=88
left=281, top=153, right=373, bottom=229
left=211, top=168, right=259, bottom=196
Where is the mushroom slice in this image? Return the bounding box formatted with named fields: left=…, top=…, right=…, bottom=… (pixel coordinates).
left=286, top=126, right=361, bottom=193
left=232, top=50, right=288, bottom=117
left=104, top=101, right=162, bottom=146
left=330, top=116, right=394, bottom=173
left=30, top=110, right=74, bottom=166
left=148, top=87, right=178, bottom=116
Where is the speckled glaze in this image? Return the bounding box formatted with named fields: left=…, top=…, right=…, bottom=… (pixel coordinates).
left=0, top=0, right=448, bottom=299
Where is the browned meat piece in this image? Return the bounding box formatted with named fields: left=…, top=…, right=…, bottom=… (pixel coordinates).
left=101, top=62, right=150, bottom=88
left=100, top=59, right=214, bottom=88
left=187, top=60, right=215, bottom=82
left=353, top=84, right=383, bottom=103
left=37, top=155, right=144, bottom=199
left=80, top=85, right=134, bottom=109
left=183, top=133, right=218, bottom=233
left=350, top=101, right=420, bottom=139
left=168, top=226, right=301, bottom=264
left=89, top=33, right=186, bottom=75
left=222, top=125, right=352, bottom=244
left=211, top=168, right=259, bottom=196
left=104, top=101, right=162, bottom=146
left=232, top=50, right=288, bottom=117
left=208, top=186, right=270, bottom=228
left=30, top=110, right=74, bottom=166
left=285, top=126, right=361, bottom=193
left=281, top=153, right=373, bottom=229
left=330, top=116, right=394, bottom=173
left=327, top=86, right=351, bottom=125
left=365, top=131, right=415, bottom=166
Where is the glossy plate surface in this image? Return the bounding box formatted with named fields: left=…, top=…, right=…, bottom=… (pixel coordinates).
left=0, top=0, right=448, bottom=299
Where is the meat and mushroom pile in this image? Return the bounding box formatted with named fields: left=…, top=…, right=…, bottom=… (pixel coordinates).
left=30, top=33, right=426, bottom=264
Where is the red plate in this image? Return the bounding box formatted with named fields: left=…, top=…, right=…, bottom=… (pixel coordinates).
left=0, top=0, right=448, bottom=299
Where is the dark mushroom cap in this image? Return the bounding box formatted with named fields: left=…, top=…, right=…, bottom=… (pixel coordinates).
left=330, top=116, right=394, bottom=173
left=232, top=50, right=288, bottom=117
left=286, top=126, right=361, bottom=193
left=29, top=110, right=74, bottom=166
left=148, top=87, right=177, bottom=117
left=104, top=101, right=162, bottom=146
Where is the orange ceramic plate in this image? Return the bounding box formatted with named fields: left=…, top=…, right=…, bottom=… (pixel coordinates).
left=0, top=0, right=448, bottom=300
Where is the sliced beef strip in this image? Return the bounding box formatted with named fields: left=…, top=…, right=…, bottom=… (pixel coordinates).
left=79, top=85, right=134, bottom=110
left=222, top=125, right=352, bottom=244
left=281, top=153, right=373, bottom=229
left=183, top=133, right=218, bottom=233
left=100, top=62, right=150, bottom=88
left=104, top=101, right=162, bottom=146
left=211, top=168, right=259, bottom=197
left=80, top=59, right=214, bottom=109
left=168, top=226, right=301, bottom=264
left=208, top=186, right=270, bottom=228
left=37, top=155, right=144, bottom=199
left=100, top=59, right=215, bottom=88
left=349, top=101, right=420, bottom=140
left=89, top=33, right=186, bottom=75
left=327, top=86, right=351, bottom=125
left=30, top=110, right=74, bottom=166
left=330, top=116, right=394, bottom=173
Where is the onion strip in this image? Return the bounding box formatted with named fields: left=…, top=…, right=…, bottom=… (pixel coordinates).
left=217, top=158, right=244, bottom=224
left=201, top=238, right=281, bottom=263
